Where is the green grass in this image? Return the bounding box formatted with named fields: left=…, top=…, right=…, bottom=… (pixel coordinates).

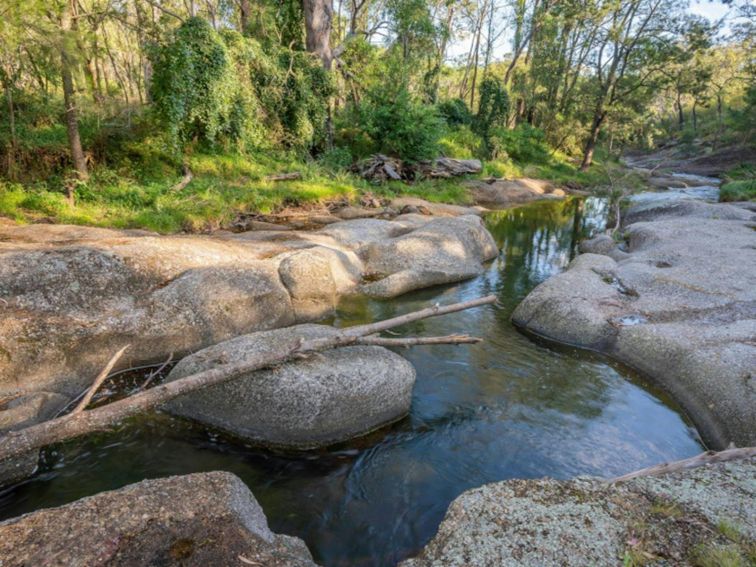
left=0, top=142, right=616, bottom=233
left=719, top=164, right=756, bottom=202
left=720, top=179, right=756, bottom=202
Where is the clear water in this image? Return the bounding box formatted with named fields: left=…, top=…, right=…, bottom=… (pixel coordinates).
left=0, top=198, right=703, bottom=566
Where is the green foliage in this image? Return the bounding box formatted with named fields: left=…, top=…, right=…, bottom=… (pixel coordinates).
left=488, top=124, right=550, bottom=163
left=150, top=18, right=246, bottom=151
left=349, top=86, right=446, bottom=162
left=720, top=179, right=756, bottom=202
left=149, top=18, right=332, bottom=155
left=473, top=76, right=510, bottom=154
left=438, top=125, right=482, bottom=159
left=437, top=98, right=472, bottom=127
left=318, top=147, right=354, bottom=171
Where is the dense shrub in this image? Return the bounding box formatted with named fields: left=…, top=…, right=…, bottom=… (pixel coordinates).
left=349, top=86, right=446, bottom=162
left=473, top=77, right=510, bottom=154
left=150, top=18, right=245, bottom=150
left=437, top=98, right=473, bottom=127
left=150, top=19, right=332, bottom=154
left=438, top=125, right=482, bottom=158
left=720, top=179, right=756, bottom=202
left=489, top=124, right=551, bottom=163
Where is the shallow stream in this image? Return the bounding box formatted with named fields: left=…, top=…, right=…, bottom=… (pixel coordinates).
left=0, top=197, right=704, bottom=566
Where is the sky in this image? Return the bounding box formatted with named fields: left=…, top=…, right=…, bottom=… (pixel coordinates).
left=446, top=0, right=734, bottom=63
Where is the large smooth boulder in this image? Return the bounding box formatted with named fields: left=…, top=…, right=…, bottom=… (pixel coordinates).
left=0, top=213, right=495, bottom=432
left=513, top=201, right=756, bottom=448
left=358, top=215, right=498, bottom=298
left=403, top=457, right=756, bottom=567
left=165, top=324, right=416, bottom=449
left=0, top=471, right=318, bottom=566
left=467, top=177, right=566, bottom=207
left=0, top=391, right=68, bottom=487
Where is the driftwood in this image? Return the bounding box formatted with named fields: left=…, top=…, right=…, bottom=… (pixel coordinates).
left=0, top=295, right=496, bottom=463
left=608, top=447, right=756, bottom=483
left=72, top=345, right=130, bottom=414
left=266, top=172, right=303, bottom=181
left=353, top=154, right=482, bottom=182
left=170, top=163, right=193, bottom=192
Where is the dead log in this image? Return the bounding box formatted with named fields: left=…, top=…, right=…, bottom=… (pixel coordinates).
left=169, top=162, right=193, bottom=192
left=0, top=295, right=496, bottom=463
left=266, top=172, right=303, bottom=181
left=608, top=447, right=756, bottom=483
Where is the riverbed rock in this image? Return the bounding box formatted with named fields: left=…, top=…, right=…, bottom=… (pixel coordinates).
left=390, top=197, right=487, bottom=217
left=513, top=200, right=756, bottom=448
left=467, top=177, right=566, bottom=207
left=402, top=457, right=756, bottom=567
left=165, top=324, right=416, bottom=448
left=0, top=391, right=68, bottom=487
left=0, top=471, right=318, bottom=566
left=277, top=247, right=362, bottom=322
left=0, top=214, right=495, bottom=411
left=359, top=215, right=499, bottom=298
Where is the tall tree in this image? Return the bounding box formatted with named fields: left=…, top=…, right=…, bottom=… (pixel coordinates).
left=303, top=0, right=334, bottom=69
left=60, top=0, right=89, bottom=179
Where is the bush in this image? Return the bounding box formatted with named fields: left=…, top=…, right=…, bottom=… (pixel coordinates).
left=720, top=179, right=756, bottom=202
left=318, top=147, right=354, bottom=171
left=350, top=86, right=446, bottom=162
left=437, top=98, right=472, bottom=127
left=473, top=77, right=509, bottom=154
left=150, top=18, right=245, bottom=150
left=438, top=125, right=482, bottom=159
left=488, top=124, right=550, bottom=163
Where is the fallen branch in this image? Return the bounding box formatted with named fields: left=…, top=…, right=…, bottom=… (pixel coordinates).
left=170, top=163, right=193, bottom=192
left=0, top=295, right=496, bottom=463
left=72, top=345, right=130, bottom=414
left=140, top=353, right=174, bottom=391
left=608, top=447, right=756, bottom=483
left=357, top=334, right=481, bottom=347
left=265, top=172, right=302, bottom=182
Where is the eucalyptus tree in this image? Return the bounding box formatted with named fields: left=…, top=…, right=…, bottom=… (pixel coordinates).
left=578, top=0, right=684, bottom=170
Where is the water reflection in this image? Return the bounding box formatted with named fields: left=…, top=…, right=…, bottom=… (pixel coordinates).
left=0, top=198, right=701, bottom=567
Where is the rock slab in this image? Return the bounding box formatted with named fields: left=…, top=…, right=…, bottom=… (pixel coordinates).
left=512, top=200, right=756, bottom=448
left=0, top=214, right=493, bottom=405
left=0, top=471, right=318, bottom=566
left=165, top=324, right=416, bottom=448
left=403, top=457, right=756, bottom=567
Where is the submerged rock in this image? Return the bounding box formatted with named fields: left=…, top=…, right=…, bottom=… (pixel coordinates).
left=165, top=324, right=416, bottom=449
left=513, top=200, right=756, bottom=448
left=402, top=457, right=756, bottom=567
left=0, top=471, right=318, bottom=566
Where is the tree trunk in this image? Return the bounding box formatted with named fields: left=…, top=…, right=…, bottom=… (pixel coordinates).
left=676, top=91, right=684, bottom=129
left=4, top=78, right=16, bottom=179
left=239, top=0, right=252, bottom=34
left=580, top=108, right=605, bottom=171
left=60, top=0, right=89, bottom=180
left=303, top=0, right=333, bottom=70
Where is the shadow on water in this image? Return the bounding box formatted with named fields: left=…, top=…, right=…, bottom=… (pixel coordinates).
left=0, top=197, right=703, bottom=567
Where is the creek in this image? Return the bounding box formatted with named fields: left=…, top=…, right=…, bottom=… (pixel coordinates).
left=0, top=197, right=704, bottom=567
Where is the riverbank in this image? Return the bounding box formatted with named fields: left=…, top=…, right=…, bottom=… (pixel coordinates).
left=0, top=148, right=619, bottom=233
